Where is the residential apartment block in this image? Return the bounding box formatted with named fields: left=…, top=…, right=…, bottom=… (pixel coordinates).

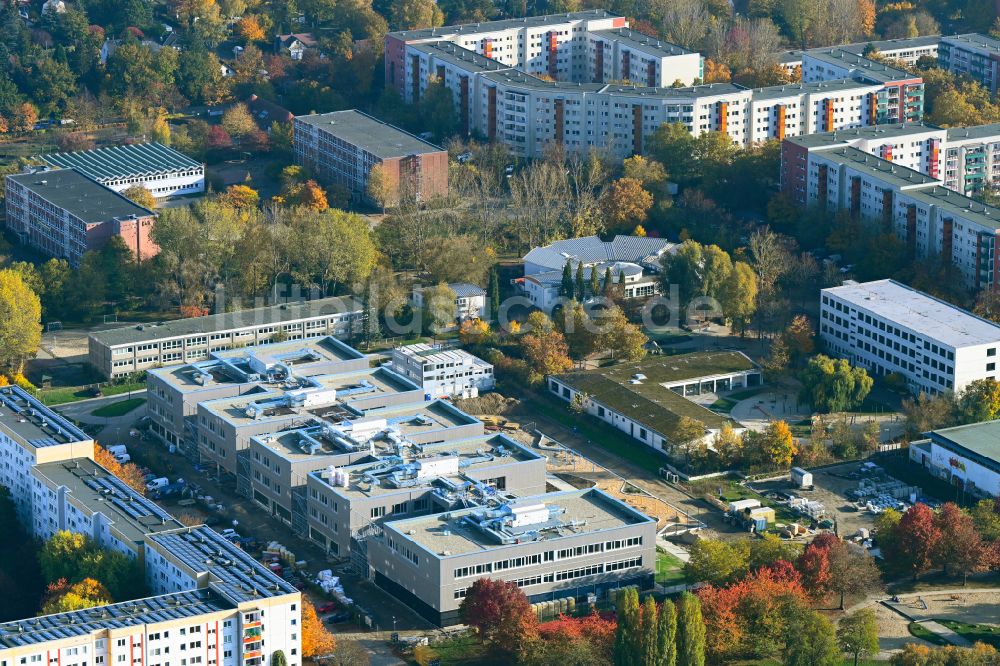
left=781, top=139, right=1000, bottom=290
left=938, top=34, right=1000, bottom=96
left=39, top=142, right=205, bottom=199
left=293, top=110, right=448, bottom=205
left=776, top=35, right=941, bottom=76
left=385, top=11, right=925, bottom=159
left=390, top=343, right=495, bottom=398
left=89, top=296, right=364, bottom=379
left=780, top=121, right=1000, bottom=201
left=368, top=488, right=657, bottom=625
left=0, top=388, right=301, bottom=666
left=4, top=167, right=158, bottom=266
left=820, top=279, right=1000, bottom=395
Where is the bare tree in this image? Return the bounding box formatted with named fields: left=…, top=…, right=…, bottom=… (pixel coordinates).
left=661, top=0, right=711, bottom=50
left=748, top=226, right=789, bottom=298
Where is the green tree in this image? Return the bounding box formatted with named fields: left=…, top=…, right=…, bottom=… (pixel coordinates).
left=575, top=261, right=585, bottom=301
left=748, top=533, right=801, bottom=570
left=0, top=269, right=42, bottom=373
left=270, top=651, right=287, bottom=666
left=599, top=306, right=648, bottom=361
left=122, top=185, right=156, bottom=210
left=784, top=610, right=839, bottom=666
left=603, top=266, right=614, bottom=296
left=589, top=264, right=600, bottom=297
left=614, top=587, right=641, bottom=666
left=684, top=539, right=750, bottom=586
left=658, top=599, right=678, bottom=666
left=560, top=260, right=574, bottom=298
left=676, top=592, right=705, bottom=666
left=366, top=162, right=393, bottom=211
left=957, top=378, right=1000, bottom=424
left=639, top=595, right=659, bottom=666
left=649, top=123, right=697, bottom=183
left=418, top=77, right=457, bottom=142
left=838, top=608, right=880, bottom=666
left=799, top=355, right=873, bottom=413
left=422, top=283, right=457, bottom=334
left=389, top=0, right=444, bottom=29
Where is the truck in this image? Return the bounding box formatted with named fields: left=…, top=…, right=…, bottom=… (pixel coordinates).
left=106, top=444, right=128, bottom=457
left=790, top=467, right=813, bottom=489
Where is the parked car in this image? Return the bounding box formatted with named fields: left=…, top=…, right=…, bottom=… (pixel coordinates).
left=317, top=602, right=336, bottom=614
left=325, top=611, right=351, bottom=624
left=456, top=151, right=473, bottom=163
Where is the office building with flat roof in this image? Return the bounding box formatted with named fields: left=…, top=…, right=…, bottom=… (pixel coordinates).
left=4, top=167, right=158, bottom=266
left=89, top=296, right=365, bottom=379
left=549, top=351, right=759, bottom=455
left=304, top=432, right=546, bottom=558
left=368, top=488, right=656, bottom=625
left=146, top=336, right=370, bottom=459
left=39, top=142, right=205, bottom=199
left=821, top=279, right=1000, bottom=395
left=390, top=343, right=495, bottom=398
left=293, top=110, right=448, bottom=205
left=910, top=420, right=1000, bottom=498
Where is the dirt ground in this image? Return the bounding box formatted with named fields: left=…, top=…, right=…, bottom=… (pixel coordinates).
left=753, top=461, right=899, bottom=538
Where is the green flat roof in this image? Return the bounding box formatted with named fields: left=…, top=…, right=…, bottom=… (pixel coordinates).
left=553, top=351, right=753, bottom=439
left=928, top=420, right=1000, bottom=461
left=39, top=142, right=202, bottom=182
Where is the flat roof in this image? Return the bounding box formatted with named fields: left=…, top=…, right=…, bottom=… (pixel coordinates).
left=785, top=122, right=945, bottom=148
left=906, top=186, right=1000, bottom=231
left=91, top=296, right=363, bottom=347
left=146, top=526, right=297, bottom=603
left=0, top=589, right=231, bottom=648
left=33, top=458, right=182, bottom=545
left=410, top=41, right=513, bottom=74
left=814, top=146, right=940, bottom=189
left=385, top=488, right=652, bottom=556
left=7, top=168, right=153, bottom=224
left=0, top=386, right=91, bottom=447
left=942, top=33, right=1000, bottom=55
left=945, top=122, right=1000, bottom=142
left=310, top=433, right=541, bottom=498
left=926, top=420, right=1000, bottom=462
left=552, top=351, right=753, bottom=437
left=149, top=337, right=367, bottom=391
left=775, top=35, right=940, bottom=64
left=803, top=49, right=915, bottom=82
left=823, top=279, right=1000, bottom=348
left=389, top=9, right=618, bottom=40
left=752, top=77, right=880, bottom=101
left=393, top=343, right=492, bottom=367
left=294, top=110, right=444, bottom=159
left=589, top=28, right=692, bottom=56
left=39, top=143, right=202, bottom=181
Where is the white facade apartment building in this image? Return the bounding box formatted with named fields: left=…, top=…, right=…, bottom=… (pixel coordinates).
left=781, top=122, right=1000, bottom=202
left=411, top=282, right=488, bottom=322
left=390, top=343, right=495, bottom=398
left=0, top=391, right=301, bottom=666
left=781, top=143, right=1000, bottom=291
left=387, top=11, right=924, bottom=159
left=776, top=35, right=941, bottom=76
left=938, top=34, right=1000, bottom=96
left=820, top=279, right=1000, bottom=395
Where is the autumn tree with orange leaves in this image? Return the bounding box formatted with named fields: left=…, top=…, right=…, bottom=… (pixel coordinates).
left=460, top=578, right=538, bottom=655
left=301, top=599, right=336, bottom=658
left=94, top=444, right=147, bottom=496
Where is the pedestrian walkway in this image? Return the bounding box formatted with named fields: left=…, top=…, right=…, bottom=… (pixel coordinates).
left=916, top=620, right=972, bottom=648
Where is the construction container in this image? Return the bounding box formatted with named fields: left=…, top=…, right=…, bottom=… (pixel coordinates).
left=728, top=498, right=762, bottom=514
left=790, top=467, right=813, bottom=488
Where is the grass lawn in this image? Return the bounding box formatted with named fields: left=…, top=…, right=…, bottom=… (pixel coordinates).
left=908, top=622, right=950, bottom=646
left=696, top=480, right=799, bottom=524
left=656, top=550, right=688, bottom=586
left=416, top=633, right=506, bottom=666
left=939, top=620, right=1000, bottom=648
left=91, top=398, right=146, bottom=418
left=710, top=397, right=739, bottom=413
left=100, top=382, right=145, bottom=397
left=38, top=386, right=97, bottom=406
